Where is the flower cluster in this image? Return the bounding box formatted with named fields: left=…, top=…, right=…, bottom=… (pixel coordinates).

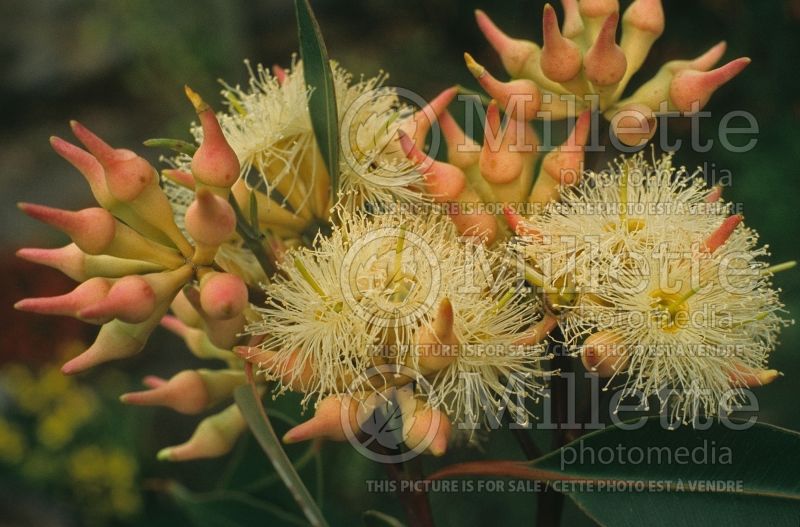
left=14, top=0, right=793, bottom=468
left=240, top=209, right=549, bottom=452
left=512, top=152, right=791, bottom=420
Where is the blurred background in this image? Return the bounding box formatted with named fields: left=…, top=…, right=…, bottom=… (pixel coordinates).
left=1, top=0, right=798, bottom=525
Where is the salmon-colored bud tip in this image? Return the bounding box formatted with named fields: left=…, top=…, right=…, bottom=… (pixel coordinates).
left=463, top=52, right=485, bottom=78
left=184, top=85, right=209, bottom=113
left=156, top=448, right=174, bottom=462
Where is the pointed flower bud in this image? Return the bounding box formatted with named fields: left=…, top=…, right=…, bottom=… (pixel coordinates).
left=416, top=298, right=459, bottom=375
left=529, top=111, right=590, bottom=204
left=579, top=0, right=619, bottom=43
left=283, top=395, right=363, bottom=444
left=16, top=244, right=164, bottom=282
left=185, top=86, right=240, bottom=194
left=402, top=86, right=457, bottom=149
left=158, top=405, right=246, bottom=462
left=479, top=102, right=525, bottom=184
left=439, top=111, right=480, bottom=169
left=160, top=315, right=231, bottom=361
left=540, top=4, right=583, bottom=83
left=584, top=13, right=627, bottom=88
left=199, top=272, right=249, bottom=320
left=185, top=187, right=236, bottom=265
left=19, top=203, right=184, bottom=267
left=474, top=9, right=538, bottom=79
left=728, top=362, right=781, bottom=389
left=581, top=330, right=628, bottom=377
left=669, top=58, right=750, bottom=113
left=609, top=103, right=656, bottom=147
left=69, top=122, right=192, bottom=254
left=701, top=214, right=743, bottom=254
left=182, top=285, right=245, bottom=350
left=78, top=266, right=192, bottom=324
left=560, top=0, right=584, bottom=38
left=49, top=135, right=115, bottom=209
left=619, top=0, right=665, bottom=86
left=14, top=277, right=112, bottom=320
left=398, top=131, right=466, bottom=201
left=464, top=53, right=540, bottom=121
left=397, top=389, right=451, bottom=457
left=62, top=314, right=163, bottom=374
left=121, top=369, right=244, bottom=415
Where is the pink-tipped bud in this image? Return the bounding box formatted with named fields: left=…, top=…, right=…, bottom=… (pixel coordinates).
left=579, top=0, right=619, bottom=19
left=62, top=317, right=158, bottom=374
left=396, top=389, right=451, bottom=457
left=49, top=136, right=113, bottom=208
left=160, top=315, right=231, bottom=361
left=69, top=120, right=155, bottom=203
left=122, top=370, right=209, bottom=414
left=185, top=188, right=236, bottom=265
left=19, top=203, right=116, bottom=255
left=464, top=53, right=540, bottom=121
left=398, top=131, right=466, bottom=201
left=560, top=0, right=584, bottom=38
left=199, top=272, right=249, bottom=320
left=157, top=405, right=246, bottom=462
left=439, top=111, right=480, bottom=169
left=479, top=102, right=525, bottom=184
left=503, top=206, right=539, bottom=238
left=581, top=330, right=627, bottom=377
left=19, top=203, right=183, bottom=267
left=530, top=111, right=590, bottom=204
left=182, top=285, right=245, bottom=350
left=78, top=275, right=157, bottom=324
left=283, top=395, right=363, bottom=444
left=402, top=86, right=457, bottom=149
left=272, top=64, right=287, bottom=85
left=448, top=191, right=499, bottom=244
left=185, top=188, right=236, bottom=247
left=728, top=362, right=781, bottom=388
left=77, top=266, right=191, bottom=324
left=705, top=185, right=723, bottom=203
left=185, top=86, right=240, bottom=192
left=416, top=298, right=459, bottom=375
left=14, top=277, right=112, bottom=319
left=622, top=0, right=664, bottom=36
left=701, top=214, right=743, bottom=254
left=122, top=369, right=243, bottom=415
left=540, top=4, right=583, bottom=83
left=474, top=9, right=538, bottom=79
left=542, top=111, right=590, bottom=185
left=669, top=58, right=751, bottom=113
left=686, top=41, right=728, bottom=72
left=610, top=103, right=656, bottom=147
left=584, top=13, right=627, bottom=87
left=16, top=244, right=165, bottom=282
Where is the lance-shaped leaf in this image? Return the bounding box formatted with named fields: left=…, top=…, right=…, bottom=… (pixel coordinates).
left=234, top=364, right=328, bottom=527
left=294, top=0, right=340, bottom=199
left=429, top=418, right=800, bottom=526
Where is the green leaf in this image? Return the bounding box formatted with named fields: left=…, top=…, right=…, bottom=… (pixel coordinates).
left=234, top=366, right=328, bottom=527
left=363, top=510, right=406, bottom=527
left=143, top=137, right=197, bottom=156
left=294, top=0, right=340, bottom=199
left=430, top=418, right=800, bottom=526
